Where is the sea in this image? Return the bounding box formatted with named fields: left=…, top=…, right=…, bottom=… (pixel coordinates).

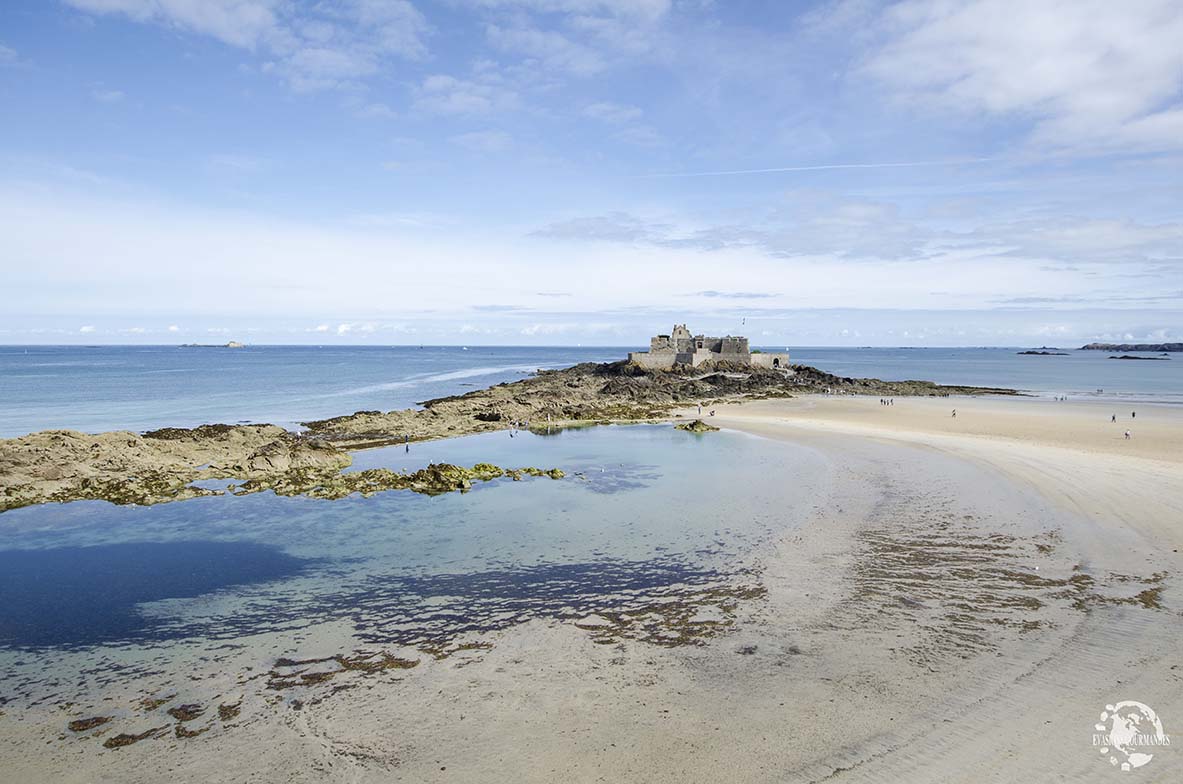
left=0, top=343, right=1178, bottom=716
left=0, top=344, right=1179, bottom=438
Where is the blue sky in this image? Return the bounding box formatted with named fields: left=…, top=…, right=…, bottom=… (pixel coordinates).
left=1, top=0, right=1181, bottom=346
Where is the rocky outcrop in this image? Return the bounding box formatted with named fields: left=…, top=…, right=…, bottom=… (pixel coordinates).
left=1081, top=342, right=1182, bottom=352
left=0, top=423, right=560, bottom=512
left=302, top=361, right=1018, bottom=450
left=0, top=361, right=1016, bottom=513
left=1109, top=355, right=1170, bottom=360
left=675, top=419, right=720, bottom=433
left=0, top=425, right=351, bottom=512
left=232, top=463, right=564, bottom=500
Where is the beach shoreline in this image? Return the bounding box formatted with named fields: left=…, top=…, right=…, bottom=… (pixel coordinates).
left=2, top=392, right=1181, bottom=781
left=0, top=361, right=1021, bottom=513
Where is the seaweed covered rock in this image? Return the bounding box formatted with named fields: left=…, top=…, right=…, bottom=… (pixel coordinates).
left=675, top=419, right=720, bottom=433
left=0, top=424, right=351, bottom=512
left=67, top=716, right=112, bottom=732
left=232, top=462, right=564, bottom=501
left=1, top=358, right=1018, bottom=513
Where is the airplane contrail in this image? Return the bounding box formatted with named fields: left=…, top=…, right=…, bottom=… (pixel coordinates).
left=640, top=157, right=996, bottom=178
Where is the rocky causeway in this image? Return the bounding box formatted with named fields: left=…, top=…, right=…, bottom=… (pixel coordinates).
left=0, top=360, right=1019, bottom=512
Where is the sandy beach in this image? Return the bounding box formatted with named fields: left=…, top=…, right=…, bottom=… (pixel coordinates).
left=688, top=395, right=1183, bottom=781
left=2, top=394, right=1181, bottom=783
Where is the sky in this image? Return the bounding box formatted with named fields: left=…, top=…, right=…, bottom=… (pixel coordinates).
left=1, top=0, right=1181, bottom=346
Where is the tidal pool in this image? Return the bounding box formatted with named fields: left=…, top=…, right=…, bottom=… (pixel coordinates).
left=0, top=426, right=825, bottom=696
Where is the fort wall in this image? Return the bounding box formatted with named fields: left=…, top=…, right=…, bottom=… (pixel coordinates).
left=630, top=324, right=789, bottom=371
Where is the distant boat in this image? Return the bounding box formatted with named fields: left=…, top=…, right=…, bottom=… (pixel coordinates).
left=462, top=346, right=469, bottom=351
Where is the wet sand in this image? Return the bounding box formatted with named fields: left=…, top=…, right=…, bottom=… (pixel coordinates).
left=2, top=396, right=1181, bottom=782
left=693, top=395, right=1183, bottom=781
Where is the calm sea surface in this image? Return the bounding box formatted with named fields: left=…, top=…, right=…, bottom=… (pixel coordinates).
left=0, top=425, right=823, bottom=652
left=1, top=344, right=1179, bottom=438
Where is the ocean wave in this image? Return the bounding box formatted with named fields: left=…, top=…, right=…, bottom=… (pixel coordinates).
left=311, top=364, right=554, bottom=399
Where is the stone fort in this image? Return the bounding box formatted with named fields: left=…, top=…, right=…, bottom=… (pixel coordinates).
left=628, top=324, right=790, bottom=370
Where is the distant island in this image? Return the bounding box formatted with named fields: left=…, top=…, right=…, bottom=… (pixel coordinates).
left=1109, top=355, right=1170, bottom=361
left=1081, top=342, right=1182, bottom=352
left=1017, top=350, right=1068, bottom=356
left=180, top=341, right=246, bottom=349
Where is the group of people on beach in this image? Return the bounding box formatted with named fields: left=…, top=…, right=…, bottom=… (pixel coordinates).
left=879, top=398, right=894, bottom=406
left=1111, top=411, right=1136, bottom=439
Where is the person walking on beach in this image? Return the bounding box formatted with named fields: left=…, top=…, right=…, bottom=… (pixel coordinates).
left=1125, top=429, right=1131, bottom=440
left=1112, top=414, right=1117, bottom=423
left=1132, top=411, right=1136, bottom=419
left=951, top=409, right=957, bottom=418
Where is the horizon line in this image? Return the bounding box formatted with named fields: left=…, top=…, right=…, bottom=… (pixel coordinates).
left=0, top=341, right=1107, bottom=350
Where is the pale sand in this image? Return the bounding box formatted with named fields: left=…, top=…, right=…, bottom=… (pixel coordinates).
left=701, top=395, right=1183, bottom=559
left=3, top=396, right=1181, bottom=782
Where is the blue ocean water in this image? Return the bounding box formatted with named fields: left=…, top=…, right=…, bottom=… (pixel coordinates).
left=783, top=346, right=1183, bottom=406
left=0, top=344, right=1180, bottom=438
left=0, top=344, right=619, bottom=438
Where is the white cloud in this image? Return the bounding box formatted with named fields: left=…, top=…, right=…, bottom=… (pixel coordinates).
left=65, top=0, right=429, bottom=92
left=65, top=0, right=282, bottom=48
left=353, top=0, right=429, bottom=58
left=354, top=102, right=397, bottom=119
left=861, top=0, right=1183, bottom=153
left=413, top=74, right=518, bottom=115
left=91, top=88, right=125, bottom=102
left=530, top=202, right=1183, bottom=304
left=4, top=168, right=1179, bottom=345
left=581, top=101, right=642, bottom=124
left=79, top=325, right=96, bottom=333
left=520, top=320, right=619, bottom=335
left=463, top=0, right=672, bottom=89
left=0, top=42, right=18, bottom=65
left=167, top=324, right=180, bottom=332
left=451, top=129, right=513, bottom=152
left=533, top=199, right=931, bottom=260
left=333, top=321, right=381, bottom=337
left=206, top=153, right=267, bottom=172
left=465, top=1, right=670, bottom=22
left=976, top=216, right=1183, bottom=263
left=580, top=102, right=658, bottom=145
left=487, top=22, right=605, bottom=75
left=611, top=124, right=662, bottom=146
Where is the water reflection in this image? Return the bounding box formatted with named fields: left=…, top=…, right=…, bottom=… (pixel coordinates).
left=0, top=426, right=823, bottom=655
left=0, top=541, right=311, bottom=649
